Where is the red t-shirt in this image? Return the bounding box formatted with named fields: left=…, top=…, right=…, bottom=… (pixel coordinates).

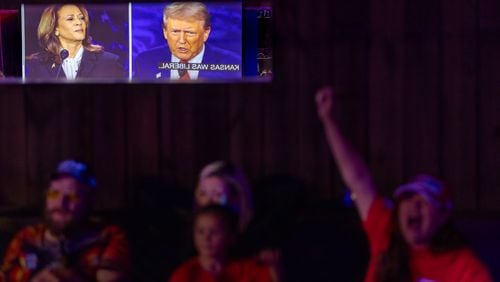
left=169, top=257, right=273, bottom=282
left=362, top=196, right=493, bottom=282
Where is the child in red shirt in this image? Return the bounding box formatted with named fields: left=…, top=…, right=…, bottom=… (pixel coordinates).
left=169, top=204, right=273, bottom=282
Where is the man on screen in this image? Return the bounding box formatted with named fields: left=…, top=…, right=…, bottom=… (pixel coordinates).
left=134, top=2, right=241, bottom=81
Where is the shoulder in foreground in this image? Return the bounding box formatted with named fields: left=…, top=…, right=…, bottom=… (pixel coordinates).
left=11, top=223, right=45, bottom=240
left=456, top=247, right=492, bottom=271
left=228, top=257, right=274, bottom=282
left=169, top=257, right=199, bottom=282
left=87, top=49, right=120, bottom=62
left=136, top=46, right=170, bottom=60
left=101, top=50, right=120, bottom=60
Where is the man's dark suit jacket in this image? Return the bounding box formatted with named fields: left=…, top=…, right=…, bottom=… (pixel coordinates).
left=134, top=44, right=241, bottom=80
left=25, top=50, right=125, bottom=80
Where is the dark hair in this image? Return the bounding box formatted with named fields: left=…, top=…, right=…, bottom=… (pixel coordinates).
left=375, top=205, right=468, bottom=282
left=194, top=204, right=239, bottom=236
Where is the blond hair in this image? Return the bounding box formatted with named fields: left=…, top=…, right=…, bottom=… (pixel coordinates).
left=163, top=2, right=211, bottom=30
left=196, top=161, right=254, bottom=232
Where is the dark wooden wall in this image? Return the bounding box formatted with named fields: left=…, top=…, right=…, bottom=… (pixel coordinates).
left=0, top=0, right=499, bottom=214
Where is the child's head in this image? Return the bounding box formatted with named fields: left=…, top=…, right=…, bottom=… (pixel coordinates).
left=193, top=204, right=239, bottom=260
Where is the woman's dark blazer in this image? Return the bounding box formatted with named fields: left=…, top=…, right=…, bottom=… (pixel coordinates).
left=25, top=49, right=125, bottom=79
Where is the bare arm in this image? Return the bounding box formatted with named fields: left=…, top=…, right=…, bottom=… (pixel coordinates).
left=315, top=86, right=377, bottom=219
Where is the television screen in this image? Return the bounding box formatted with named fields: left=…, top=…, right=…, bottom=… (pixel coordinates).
left=0, top=0, right=272, bottom=83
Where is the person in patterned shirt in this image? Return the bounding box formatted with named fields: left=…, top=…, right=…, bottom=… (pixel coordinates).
left=1, top=159, right=130, bottom=282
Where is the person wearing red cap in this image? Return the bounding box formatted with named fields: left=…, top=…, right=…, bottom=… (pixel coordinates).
left=315, top=86, right=492, bottom=282
left=0, top=159, right=131, bottom=282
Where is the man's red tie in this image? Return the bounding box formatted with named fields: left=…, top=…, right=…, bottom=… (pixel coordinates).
left=178, top=60, right=190, bottom=80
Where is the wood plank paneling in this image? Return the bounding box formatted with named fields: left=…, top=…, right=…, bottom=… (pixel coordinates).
left=92, top=86, right=127, bottom=210
left=368, top=0, right=405, bottom=196
left=25, top=86, right=63, bottom=208
left=0, top=87, right=27, bottom=208
left=261, top=82, right=295, bottom=176
left=262, top=7, right=297, bottom=177
left=441, top=0, right=478, bottom=210
left=126, top=86, right=160, bottom=205
left=332, top=38, right=370, bottom=200
left=322, top=0, right=370, bottom=200
left=193, top=85, right=230, bottom=168
left=402, top=0, right=441, bottom=178
left=160, top=86, right=197, bottom=190
left=295, top=51, right=333, bottom=201
left=478, top=0, right=500, bottom=211
left=158, top=89, right=176, bottom=185
left=296, top=0, right=339, bottom=202
left=228, top=84, right=266, bottom=181
left=60, top=88, right=91, bottom=159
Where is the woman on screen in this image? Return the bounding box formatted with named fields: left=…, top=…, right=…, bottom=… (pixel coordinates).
left=25, top=4, right=125, bottom=80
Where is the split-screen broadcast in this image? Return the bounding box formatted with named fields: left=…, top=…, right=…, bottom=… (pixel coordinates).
left=0, top=1, right=272, bottom=83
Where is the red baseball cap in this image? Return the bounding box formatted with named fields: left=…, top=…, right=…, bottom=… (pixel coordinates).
left=394, top=174, right=452, bottom=210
